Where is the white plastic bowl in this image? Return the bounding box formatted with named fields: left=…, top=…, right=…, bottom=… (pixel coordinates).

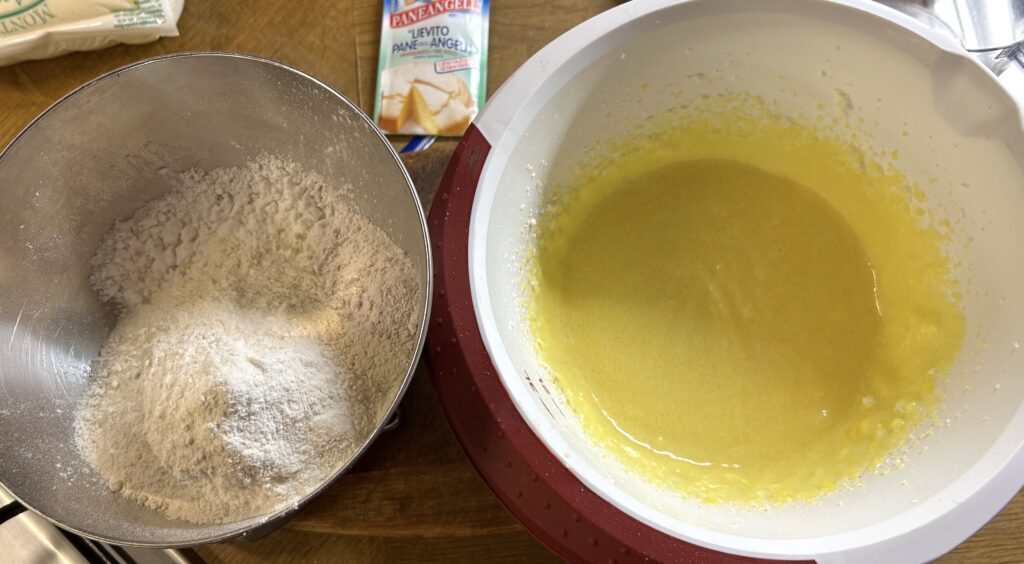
left=463, top=0, right=1024, bottom=561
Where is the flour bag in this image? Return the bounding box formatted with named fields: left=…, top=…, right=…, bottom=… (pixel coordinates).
left=374, top=0, right=490, bottom=136
left=0, top=0, right=184, bottom=67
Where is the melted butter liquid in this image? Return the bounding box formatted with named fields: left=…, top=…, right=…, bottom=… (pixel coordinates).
left=527, top=107, right=965, bottom=504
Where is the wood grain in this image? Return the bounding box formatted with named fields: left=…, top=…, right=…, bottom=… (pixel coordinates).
left=197, top=528, right=560, bottom=564
left=943, top=492, right=1024, bottom=563
left=1, top=1, right=1021, bottom=562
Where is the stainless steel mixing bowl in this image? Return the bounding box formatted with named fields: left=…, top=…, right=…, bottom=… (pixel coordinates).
left=0, top=52, right=431, bottom=547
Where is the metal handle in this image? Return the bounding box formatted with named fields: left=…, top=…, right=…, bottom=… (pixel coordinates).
left=878, top=0, right=1024, bottom=53
left=382, top=408, right=402, bottom=432
left=995, top=42, right=1024, bottom=72
left=878, top=0, right=1024, bottom=103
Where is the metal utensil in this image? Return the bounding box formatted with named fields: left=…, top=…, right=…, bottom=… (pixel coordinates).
left=879, top=0, right=1024, bottom=72
left=0, top=52, right=431, bottom=547
left=879, top=0, right=1023, bottom=52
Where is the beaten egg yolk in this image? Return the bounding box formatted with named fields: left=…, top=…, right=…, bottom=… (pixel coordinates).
left=527, top=107, right=965, bottom=504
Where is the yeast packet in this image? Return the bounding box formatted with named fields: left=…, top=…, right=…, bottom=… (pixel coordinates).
left=374, top=0, right=489, bottom=136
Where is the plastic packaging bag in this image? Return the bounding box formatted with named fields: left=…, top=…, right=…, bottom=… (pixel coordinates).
left=0, top=0, right=185, bottom=67
left=374, top=0, right=490, bottom=137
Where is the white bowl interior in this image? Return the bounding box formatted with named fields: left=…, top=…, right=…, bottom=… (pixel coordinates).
left=469, top=0, right=1024, bottom=559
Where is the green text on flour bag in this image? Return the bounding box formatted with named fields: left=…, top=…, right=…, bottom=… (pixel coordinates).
left=374, top=0, right=489, bottom=136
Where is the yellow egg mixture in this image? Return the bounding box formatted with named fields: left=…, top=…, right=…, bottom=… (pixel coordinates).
left=527, top=102, right=965, bottom=505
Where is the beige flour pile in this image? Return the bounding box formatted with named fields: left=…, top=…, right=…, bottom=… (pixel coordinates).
left=74, top=156, right=421, bottom=524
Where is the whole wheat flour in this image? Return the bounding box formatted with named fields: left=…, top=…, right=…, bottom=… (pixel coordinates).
left=74, top=155, right=421, bottom=524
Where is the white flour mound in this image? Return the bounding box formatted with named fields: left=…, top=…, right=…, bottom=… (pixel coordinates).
left=74, top=156, right=421, bottom=524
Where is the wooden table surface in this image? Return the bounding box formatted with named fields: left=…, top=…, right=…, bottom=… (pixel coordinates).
left=1, top=1, right=1021, bottom=562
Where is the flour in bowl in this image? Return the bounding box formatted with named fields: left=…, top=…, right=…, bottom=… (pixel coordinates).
left=74, top=155, right=422, bottom=524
